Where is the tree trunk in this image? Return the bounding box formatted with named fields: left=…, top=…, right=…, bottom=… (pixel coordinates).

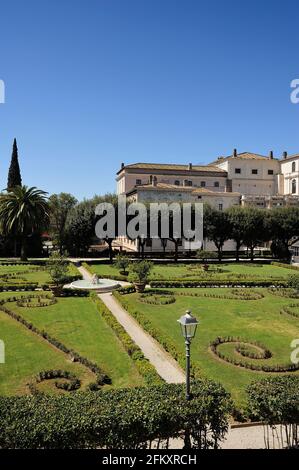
left=250, top=246, right=254, bottom=262
left=174, top=241, right=178, bottom=262
left=218, top=248, right=222, bottom=262
left=20, top=236, right=27, bottom=261
left=235, top=242, right=240, bottom=262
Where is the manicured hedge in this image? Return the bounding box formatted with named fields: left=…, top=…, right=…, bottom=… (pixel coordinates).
left=91, top=294, right=163, bottom=385
left=0, top=380, right=232, bottom=449
left=113, top=291, right=202, bottom=379
left=0, top=296, right=110, bottom=385
left=271, top=261, right=299, bottom=271
left=149, top=279, right=288, bottom=288
left=0, top=283, right=38, bottom=292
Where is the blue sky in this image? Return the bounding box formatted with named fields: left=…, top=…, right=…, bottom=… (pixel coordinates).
left=0, top=0, right=299, bottom=199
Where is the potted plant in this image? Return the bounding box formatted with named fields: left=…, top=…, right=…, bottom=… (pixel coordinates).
left=196, top=250, right=217, bottom=271
left=128, top=260, right=153, bottom=293
left=46, top=252, right=70, bottom=296
left=115, top=253, right=130, bottom=276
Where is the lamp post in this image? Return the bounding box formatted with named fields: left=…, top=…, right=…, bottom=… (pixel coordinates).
left=177, top=310, right=199, bottom=400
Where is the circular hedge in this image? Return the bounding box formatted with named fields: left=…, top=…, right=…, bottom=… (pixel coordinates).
left=210, top=336, right=299, bottom=372
left=280, top=303, right=299, bottom=319
left=176, top=288, right=264, bottom=301
left=139, top=290, right=176, bottom=305
left=31, top=369, right=81, bottom=393
left=17, top=295, right=57, bottom=308
left=268, top=287, right=299, bottom=299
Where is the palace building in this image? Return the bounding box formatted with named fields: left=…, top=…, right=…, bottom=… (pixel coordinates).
left=115, top=150, right=299, bottom=253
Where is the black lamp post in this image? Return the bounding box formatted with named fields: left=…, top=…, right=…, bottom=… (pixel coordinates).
left=177, top=310, right=199, bottom=400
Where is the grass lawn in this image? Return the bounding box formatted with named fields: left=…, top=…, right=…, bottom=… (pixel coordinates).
left=0, top=262, right=79, bottom=286
left=0, top=292, right=95, bottom=395
left=87, top=261, right=295, bottom=281
left=116, top=287, right=299, bottom=407
left=3, top=295, right=143, bottom=391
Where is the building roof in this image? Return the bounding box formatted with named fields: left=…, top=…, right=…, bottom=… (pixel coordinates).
left=127, top=182, right=240, bottom=197
left=210, top=152, right=276, bottom=164
left=117, top=162, right=226, bottom=174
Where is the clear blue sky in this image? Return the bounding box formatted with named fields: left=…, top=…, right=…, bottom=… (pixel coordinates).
left=0, top=0, right=299, bottom=199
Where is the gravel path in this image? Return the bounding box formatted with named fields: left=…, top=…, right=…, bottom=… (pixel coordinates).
left=76, top=265, right=185, bottom=383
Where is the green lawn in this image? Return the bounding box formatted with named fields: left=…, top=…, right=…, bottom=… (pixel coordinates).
left=0, top=292, right=95, bottom=395
left=116, top=287, right=299, bottom=406
left=2, top=295, right=143, bottom=392
left=88, top=261, right=295, bottom=281
left=0, top=262, right=79, bottom=285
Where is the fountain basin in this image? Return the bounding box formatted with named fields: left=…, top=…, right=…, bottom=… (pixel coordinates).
left=68, top=278, right=120, bottom=293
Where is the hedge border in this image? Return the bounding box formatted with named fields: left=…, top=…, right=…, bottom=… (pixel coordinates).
left=0, top=295, right=111, bottom=387
left=113, top=291, right=202, bottom=379
left=91, top=293, right=163, bottom=385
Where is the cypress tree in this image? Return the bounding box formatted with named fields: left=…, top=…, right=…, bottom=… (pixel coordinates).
left=7, top=138, right=22, bottom=189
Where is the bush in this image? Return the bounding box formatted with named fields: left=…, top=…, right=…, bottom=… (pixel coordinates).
left=114, top=253, right=130, bottom=275
left=247, top=376, right=299, bottom=448
left=128, top=260, right=153, bottom=284
left=35, top=369, right=81, bottom=392
left=0, top=380, right=233, bottom=449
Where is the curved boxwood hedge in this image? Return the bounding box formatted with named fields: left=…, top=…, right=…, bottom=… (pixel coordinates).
left=0, top=380, right=232, bottom=449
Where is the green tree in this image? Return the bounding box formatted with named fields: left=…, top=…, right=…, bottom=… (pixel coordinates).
left=115, top=253, right=130, bottom=275
left=0, top=186, right=49, bottom=261
left=226, top=206, right=247, bottom=262
left=65, top=201, right=95, bottom=256
left=46, top=251, right=69, bottom=293
left=241, top=208, right=269, bottom=262
left=7, top=138, right=22, bottom=189
left=204, top=206, right=231, bottom=262
left=49, top=193, right=77, bottom=254
left=266, top=207, right=299, bottom=261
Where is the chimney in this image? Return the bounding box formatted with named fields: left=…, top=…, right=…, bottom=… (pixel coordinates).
left=152, top=176, right=157, bottom=187
left=188, top=163, right=192, bottom=170
left=269, top=151, right=273, bottom=160
left=233, top=148, right=237, bottom=158
left=283, top=151, right=288, bottom=159
left=121, top=162, right=125, bottom=169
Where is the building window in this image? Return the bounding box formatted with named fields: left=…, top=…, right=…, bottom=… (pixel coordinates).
left=174, top=180, right=180, bottom=186
left=235, top=168, right=241, bottom=174
left=292, top=179, right=296, bottom=194
left=268, top=169, right=274, bottom=175
left=252, top=169, right=258, bottom=175
left=214, top=181, right=219, bottom=187
left=184, top=180, right=192, bottom=187
left=197, top=195, right=202, bottom=199
left=200, top=181, right=206, bottom=187
left=218, top=203, right=223, bottom=211
left=292, top=162, right=296, bottom=172
left=136, top=179, right=142, bottom=185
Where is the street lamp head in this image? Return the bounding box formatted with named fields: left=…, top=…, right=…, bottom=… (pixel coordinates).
left=177, top=310, right=199, bottom=340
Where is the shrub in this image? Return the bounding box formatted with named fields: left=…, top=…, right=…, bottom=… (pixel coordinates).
left=46, top=252, right=70, bottom=287
left=128, top=260, right=153, bottom=284
left=247, top=376, right=299, bottom=448
left=35, top=369, right=81, bottom=392
left=149, top=279, right=287, bottom=288
left=288, top=274, right=299, bottom=292
left=115, top=253, right=130, bottom=275
left=0, top=380, right=233, bottom=449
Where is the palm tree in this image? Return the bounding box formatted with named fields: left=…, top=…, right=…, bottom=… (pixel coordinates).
left=0, top=186, right=49, bottom=261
